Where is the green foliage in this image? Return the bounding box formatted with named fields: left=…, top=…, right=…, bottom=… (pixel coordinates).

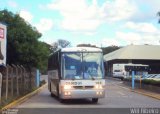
left=51, top=39, right=71, bottom=52
left=124, top=78, right=160, bottom=87
left=142, top=79, right=160, bottom=87
left=77, top=44, right=96, bottom=47
left=40, top=80, right=46, bottom=86
left=101, top=46, right=121, bottom=55
left=0, top=9, right=50, bottom=72
left=157, top=11, right=160, bottom=23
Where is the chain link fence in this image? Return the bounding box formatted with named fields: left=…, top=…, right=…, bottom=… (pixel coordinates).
left=0, top=65, right=37, bottom=107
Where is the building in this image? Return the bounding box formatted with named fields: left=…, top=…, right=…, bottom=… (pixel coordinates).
left=0, top=23, right=7, bottom=66
left=104, top=45, right=160, bottom=76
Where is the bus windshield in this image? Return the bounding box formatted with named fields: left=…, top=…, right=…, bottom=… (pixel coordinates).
left=62, top=52, right=104, bottom=80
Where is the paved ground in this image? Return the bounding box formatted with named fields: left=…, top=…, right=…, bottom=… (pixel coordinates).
left=17, top=77, right=160, bottom=107
left=9, top=76, right=159, bottom=114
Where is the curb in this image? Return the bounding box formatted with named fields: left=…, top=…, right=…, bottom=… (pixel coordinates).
left=132, top=90, right=160, bottom=100
left=1, top=83, right=47, bottom=110
left=110, top=78, right=160, bottom=100
left=116, top=83, right=160, bottom=100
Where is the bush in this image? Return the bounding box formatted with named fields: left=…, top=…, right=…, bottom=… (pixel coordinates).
left=40, top=80, right=46, bottom=86
left=123, top=78, right=160, bottom=87
left=142, top=79, right=160, bottom=87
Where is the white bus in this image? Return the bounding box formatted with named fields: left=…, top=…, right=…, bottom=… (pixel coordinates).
left=112, top=63, right=149, bottom=80
left=48, top=47, right=105, bottom=103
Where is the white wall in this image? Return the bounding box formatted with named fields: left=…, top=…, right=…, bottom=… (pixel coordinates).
left=0, top=23, right=7, bottom=66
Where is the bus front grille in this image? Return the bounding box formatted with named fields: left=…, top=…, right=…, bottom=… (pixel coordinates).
left=73, top=86, right=94, bottom=89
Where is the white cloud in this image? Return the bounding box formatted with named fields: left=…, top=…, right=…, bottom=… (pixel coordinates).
left=101, top=38, right=120, bottom=47
left=47, top=0, right=102, bottom=32
left=62, top=19, right=100, bottom=31
left=101, top=0, right=137, bottom=22
left=116, top=31, right=160, bottom=45
left=8, top=0, right=18, bottom=8
left=124, top=22, right=159, bottom=33
left=116, top=32, right=141, bottom=44
left=44, top=0, right=160, bottom=46
left=46, top=0, right=137, bottom=32
left=114, top=21, right=160, bottom=45
left=19, top=10, right=33, bottom=23
left=35, top=18, right=54, bottom=33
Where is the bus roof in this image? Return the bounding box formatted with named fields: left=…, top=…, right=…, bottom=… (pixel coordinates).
left=61, top=47, right=102, bottom=52
left=113, top=63, right=149, bottom=67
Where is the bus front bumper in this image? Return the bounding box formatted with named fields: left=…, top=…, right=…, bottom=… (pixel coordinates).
left=60, top=89, right=105, bottom=99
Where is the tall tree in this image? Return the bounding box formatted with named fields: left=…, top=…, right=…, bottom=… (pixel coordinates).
left=157, top=11, right=160, bottom=23
left=51, top=39, right=71, bottom=52
left=58, top=39, right=71, bottom=48
left=77, top=44, right=96, bottom=47
left=0, top=9, right=50, bottom=72
left=102, top=46, right=121, bottom=55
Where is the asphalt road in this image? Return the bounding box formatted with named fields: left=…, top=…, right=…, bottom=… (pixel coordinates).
left=14, top=76, right=160, bottom=114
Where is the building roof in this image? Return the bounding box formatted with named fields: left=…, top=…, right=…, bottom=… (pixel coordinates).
left=104, top=45, right=160, bottom=62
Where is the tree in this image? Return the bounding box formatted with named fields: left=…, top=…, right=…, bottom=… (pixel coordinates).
left=77, top=44, right=96, bottom=47
left=51, top=39, right=71, bottom=52
left=0, top=9, right=50, bottom=72
left=58, top=39, right=71, bottom=48
left=157, top=11, right=160, bottom=23
left=102, top=46, right=121, bottom=55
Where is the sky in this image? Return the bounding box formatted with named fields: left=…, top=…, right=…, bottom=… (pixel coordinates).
left=0, top=0, right=160, bottom=47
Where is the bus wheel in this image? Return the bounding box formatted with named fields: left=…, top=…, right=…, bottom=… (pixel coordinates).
left=59, top=98, right=65, bottom=103
left=51, top=92, right=54, bottom=97
left=50, top=84, right=55, bottom=97
left=92, top=98, right=98, bottom=103
left=50, top=83, right=51, bottom=92
left=56, top=86, right=65, bottom=103
left=58, top=95, right=65, bottom=103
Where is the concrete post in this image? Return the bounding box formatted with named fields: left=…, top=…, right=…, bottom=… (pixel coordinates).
left=0, top=72, right=2, bottom=104
left=36, top=69, right=40, bottom=87
left=10, top=66, right=14, bottom=97
left=12, top=64, right=19, bottom=96
left=5, top=65, right=8, bottom=100
left=21, top=65, right=25, bottom=92
left=132, top=71, right=135, bottom=90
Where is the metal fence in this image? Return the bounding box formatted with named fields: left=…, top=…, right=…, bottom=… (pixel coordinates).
left=0, top=65, right=37, bottom=107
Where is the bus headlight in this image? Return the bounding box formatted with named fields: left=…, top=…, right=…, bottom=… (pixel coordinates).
left=95, top=85, right=103, bottom=89
left=64, top=85, right=72, bottom=90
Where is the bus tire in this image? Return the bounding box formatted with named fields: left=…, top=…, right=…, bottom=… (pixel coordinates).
left=56, top=85, right=59, bottom=97
left=92, top=98, right=98, bottom=103
left=59, top=98, right=65, bottom=103
left=49, top=83, right=51, bottom=92
left=51, top=92, right=54, bottom=97
left=56, top=86, right=64, bottom=103
left=121, top=77, right=124, bottom=80
left=50, top=84, right=55, bottom=97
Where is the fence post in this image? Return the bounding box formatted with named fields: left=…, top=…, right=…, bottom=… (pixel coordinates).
left=12, top=64, right=19, bottom=96
left=36, top=69, right=40, bottom=87
left=17, top=65, right=22, bottom=94
left=132, top=71, right=135, bottom=90
left=5, top=65, right=9, bottom=100
left=21, top=65, right=26, bottom=92
left=10, top=66, right=14, bottom=97
left=19, top=65, right=23, bottom=87
left=0, top=72, right=2, bottom=104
